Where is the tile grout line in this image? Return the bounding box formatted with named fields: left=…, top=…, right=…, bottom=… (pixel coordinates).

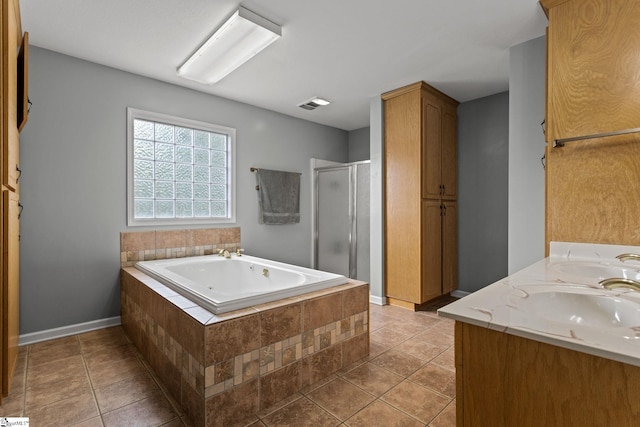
left=142, top=355, right=186, bottom=425
left=93, top=332, right=185, bottom=425
left=75, top=335, right=105, bottom=426
left=426, top=399, right=456, bottom=427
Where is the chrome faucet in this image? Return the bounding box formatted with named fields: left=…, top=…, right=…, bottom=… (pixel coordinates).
left=218, top=249, right=231, bottom=259
left=600, top=277, right=640, bottom=292
left=615, top=253, right=640, bottom=263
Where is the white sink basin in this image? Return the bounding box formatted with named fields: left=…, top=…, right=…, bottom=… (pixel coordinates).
left=549, top=261, right=640, bottom=283
left=512, top=290, right=640, bottom=328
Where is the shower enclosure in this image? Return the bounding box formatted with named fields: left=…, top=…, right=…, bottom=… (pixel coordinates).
left=313, top=161, right=370, bottom=282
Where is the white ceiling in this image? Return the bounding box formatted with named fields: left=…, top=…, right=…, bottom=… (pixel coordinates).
left=20, top=0, right=548, bottom=131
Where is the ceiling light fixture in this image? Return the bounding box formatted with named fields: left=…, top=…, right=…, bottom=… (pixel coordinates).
left=298, top=97, right=331, bottom=111
left=177, top=6, right=281, bottom=85
left=311, top=97, right=331, bottom=106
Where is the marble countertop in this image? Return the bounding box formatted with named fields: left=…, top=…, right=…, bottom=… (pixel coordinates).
left=438, top=242, right=640, bottom=367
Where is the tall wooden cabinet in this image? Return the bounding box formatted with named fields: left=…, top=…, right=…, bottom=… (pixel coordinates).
left=383, top=82, right=458, bottom=310
left=541, top=0, right=640, bottom=250
left=1, top=0, right=24, bottom=399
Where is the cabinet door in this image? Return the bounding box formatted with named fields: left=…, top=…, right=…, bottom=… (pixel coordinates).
left=3, top=0, right=21, bottom=192
left=422, top=96, right=442, bottom=199
left=547, top=0, right=640, bottom=143
left=441, top=105, right=457, bottom=200
left=2, top=190, right=19, bottom=395
left=421, top=199, right=442, bottom=303
left=384, top=88, right=423, bottom=303
left=442, top=201, right=457, bottom=294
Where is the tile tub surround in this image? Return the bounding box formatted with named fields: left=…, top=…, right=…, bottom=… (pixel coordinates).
left=120, top=227, right=242, bottom=268
left=121, top=267, right=370, bottom=427
left=438, top=242, right=640, bottom=367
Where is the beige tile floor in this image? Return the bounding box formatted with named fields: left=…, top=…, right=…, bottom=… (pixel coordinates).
left=0, top=300, right=457, bottom=426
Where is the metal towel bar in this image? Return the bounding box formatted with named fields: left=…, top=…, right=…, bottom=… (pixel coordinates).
left=554, top=126, right=640, bottom=147
left=250, top=167, right=301, bottom=190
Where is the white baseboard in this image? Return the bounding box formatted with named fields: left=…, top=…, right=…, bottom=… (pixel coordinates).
left=369, top=295, right=386, bottom=306
left=451, top=290, right=470, bottom=298
left=19, top=316, right=122, bottom=346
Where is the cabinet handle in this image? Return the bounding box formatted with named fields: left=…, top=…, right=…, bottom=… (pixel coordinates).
left=16, top=165, right=22, bottom=183
left=18, top=202, right=23, bottom=220
left=442, top=204, right=447, bottom=215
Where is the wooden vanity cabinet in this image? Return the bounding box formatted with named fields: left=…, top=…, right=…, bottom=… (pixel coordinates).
left=455, top=322, right=640, bottom=426
left=383, top=82, right=458, bottom=309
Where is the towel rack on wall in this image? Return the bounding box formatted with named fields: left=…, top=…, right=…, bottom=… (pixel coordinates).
left=250, top=167, right=260, bottom=189
left=250, top=167, right=301, bottom=175
left=250, top=167, right=302, bottom=190
left=554, top=126, right=640, bottom=148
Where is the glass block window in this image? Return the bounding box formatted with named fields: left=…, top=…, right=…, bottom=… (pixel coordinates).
left=127, top=108, right=236, bottom=226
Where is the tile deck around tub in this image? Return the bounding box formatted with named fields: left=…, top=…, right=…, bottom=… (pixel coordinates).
left=1, top=300, right=456, bottom=427
left=120, top=266, right=370, bottom=426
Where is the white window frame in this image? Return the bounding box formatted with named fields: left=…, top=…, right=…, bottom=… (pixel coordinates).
left=126, top=108, right=236, bottom=226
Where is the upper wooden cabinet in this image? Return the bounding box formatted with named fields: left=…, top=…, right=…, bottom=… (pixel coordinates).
left=542, top=0, right=640, bottom=248
left=383, top=82, right=459, bottom=308
left=541, top=0, right=640, bottom=145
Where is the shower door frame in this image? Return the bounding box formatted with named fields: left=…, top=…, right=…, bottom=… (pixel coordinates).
left=313, top=160, right=370, bottom=279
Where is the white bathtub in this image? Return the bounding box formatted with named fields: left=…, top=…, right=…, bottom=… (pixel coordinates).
left=135, top=254, right=347, bottom=314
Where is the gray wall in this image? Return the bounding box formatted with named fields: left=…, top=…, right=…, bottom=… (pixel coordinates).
left=457, top=92, right=509, bottom=293
left=508, top=36, right=546, bottom=273
left=368, top=97, right=384, bottom=303
left=348, top=127, right=370, bottom=162
left=19, top=47, right=348, bottom=334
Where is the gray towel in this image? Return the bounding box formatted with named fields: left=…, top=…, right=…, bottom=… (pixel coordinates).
left=255, top=169, right=301, bottom=224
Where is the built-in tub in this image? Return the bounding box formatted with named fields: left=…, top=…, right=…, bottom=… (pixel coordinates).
left=135, top=254, right=347, bottom=314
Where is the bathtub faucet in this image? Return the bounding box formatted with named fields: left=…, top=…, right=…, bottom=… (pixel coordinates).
left=218, top=249, right=231, bottom=259
left=236, top=248, right=244, bottom=257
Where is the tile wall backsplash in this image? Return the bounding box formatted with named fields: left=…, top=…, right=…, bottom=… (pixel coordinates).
left=120, top=227, right=241, bottom=267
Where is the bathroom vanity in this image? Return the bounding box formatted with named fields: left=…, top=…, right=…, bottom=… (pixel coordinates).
left=439, top=242, right=640, bottom=426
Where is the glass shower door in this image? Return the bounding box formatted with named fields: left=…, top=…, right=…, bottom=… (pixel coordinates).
left=316, top=167, right=352, bottom=277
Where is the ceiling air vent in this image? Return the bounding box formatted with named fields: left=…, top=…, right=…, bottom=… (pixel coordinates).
left=298, top=97, right=331, bottom=111
left=299, top=101, right=320, bottom=110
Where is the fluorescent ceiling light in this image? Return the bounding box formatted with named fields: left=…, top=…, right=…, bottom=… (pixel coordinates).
left=177, top=6, right=281, bottom=85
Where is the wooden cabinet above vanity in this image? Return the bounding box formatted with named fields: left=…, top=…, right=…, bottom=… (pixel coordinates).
left=542, top=0, right=640, bottom=249
left=542, top=0, right=640, bottom=146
